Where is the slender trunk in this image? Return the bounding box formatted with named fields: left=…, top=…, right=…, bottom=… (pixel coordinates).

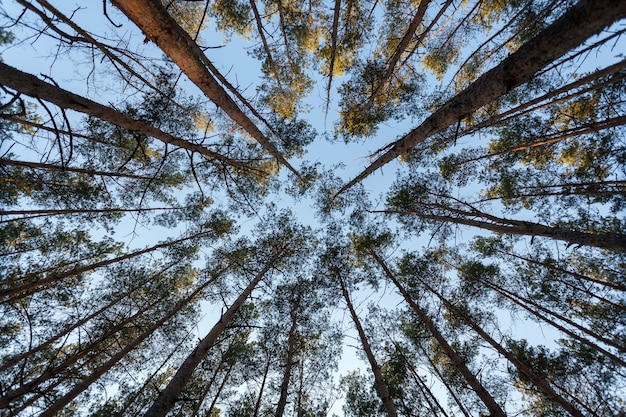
left=249, top=0, right=283, bottom=93
left=143, top=254, right=282, bottom=417
left=0, top=290, right=168, bottom=409
left=123, top=327, right=196, bottom=417
left=493, top=247, right=626, bottom=292
left=366, top=251, right=506, bottom=417
left=339, top=0, right=626, bottom=194
left=275, top=307, right=299, bottom=417
left=0, top=158, right=158, bottom=180
left=190, top=356, right=224, bottom=416
left=465, top=59, right=626, bottom=137
left=253, top=352, right=272, bottom=417
left=0, top=206, right=176, bottom=218
left=363, top=0, right=431, bottom=112
left=275, top=1, right=294, bottom=71
left=401, top=0, right=454, bottom=67
left=417, top=341, right=471, bottom=417
left=459, top=115, right=626, bottom=166
left=109, top=0, right=298, bottom=175
left=0, top=261, right=172, bottom=373
left=384, top=335, right=451, bottom=417
left=0, top=63, right=250, bottom=172
left=37, top=273, right=222, bottom=417
left=482, top=278, right=626, bottom=368
left=296, top=360, right=304, bottom=417
left=325, top=0, right=341, bottom=110
left=335, top=270, right=398, bottom=417
left=1, top=230, right=210, bottom=300
left=416, top=275, right=586, bottom=417
left=205, top=363, right=233, bottom=416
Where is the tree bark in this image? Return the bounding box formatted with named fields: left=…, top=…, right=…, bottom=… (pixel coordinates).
left=253, top=351, right=271, bottom=417
left=338, top=0, right=626, bottom=194
left=275, top=305, right=299, bottom=417
left=379, top=206, right=626, bottom=251
left=0, top=63, right=251, bottom=172
left=0, top=158, right=158, bottom=180
left=109, top=0, right=298, bottom=175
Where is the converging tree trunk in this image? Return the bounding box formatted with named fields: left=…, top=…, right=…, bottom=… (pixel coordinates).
left=366, top=250, right=507, bottom=417
left=0, top=63, right=250, bottom=171
left=143, top=252, right=284, bottom=417
left=109, top=0, right=298, bottom=175
left=335, top=269, right=398, bottom=417
left=339, top=0, right=626, bottom=194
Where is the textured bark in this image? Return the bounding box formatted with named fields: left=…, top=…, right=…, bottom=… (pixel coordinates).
left=337, top=271, right=398, bottom=417
left=339, top=0, right=626, bottom=194
left=110, top=0, right=298, bottom=175
left=0, top=63, right=251, bottom=171
left=368, top=251, right=507, bottom=417
left=143, top=254, right=282, bottom=417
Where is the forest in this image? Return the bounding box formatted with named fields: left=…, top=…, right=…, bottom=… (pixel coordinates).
left=0, top=0, right=625, bottom=416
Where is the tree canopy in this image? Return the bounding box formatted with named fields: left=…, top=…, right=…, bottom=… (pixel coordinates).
left=1, top=0, right=625, bottom=416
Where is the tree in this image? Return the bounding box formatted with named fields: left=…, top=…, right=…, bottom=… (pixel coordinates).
left=1, top=1, right=625, bottom=416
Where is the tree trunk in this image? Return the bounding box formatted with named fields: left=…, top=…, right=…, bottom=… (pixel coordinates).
left=253, top=352, right=272, bottom=417
left=363, top=0, right=431, bottom=112
left=1, top=230, right=211, bottom=300
left=0, top=262, right=169, bottom=373
left=37, top=272, right=223, bottom=417
left=339, top=0, right=626, bottom=194
left=481, top=278, right=626, bottom=368
left=0, top=63, right=250, bottom=171
left=143, top=254, right=282, bottom=417
left=275, top=306, right=299, bottom=417
left=205, top=363, right=233, bottom=416
left=492, top=246, right=626, bottom=292
left=0, top=290, right=168, bottom=409
left=0, top=158, right=158, bottom=180
left=416, top=275, right=586, bottom=417
left=336, top=270, right=398, bottom=417
left=380, top=207, right=626, bottom=251
left=367, top=251, right=507, bottom=417
left=109, top=0, right=298, bottom=175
